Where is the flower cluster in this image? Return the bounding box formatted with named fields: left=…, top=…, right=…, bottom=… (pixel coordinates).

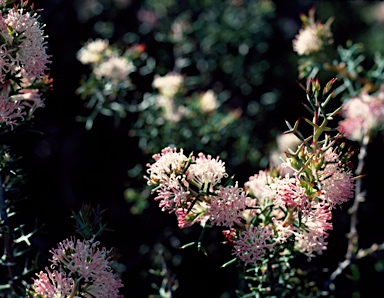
left=77, top=38, right=140, bottom=87
left=146, top=142, right=354, bottom=264
left=146, top=79, right=356, bottom=266
left=245, top=145, right=354, bottom=258
left=30, top=237, right=123, bottom=298
left=76, top=39, right=146, bottom=129
left=0, top=6, right=50, bottom=82
left=0, top=2, right=51, bottom=129
left=292, top=8, right=333, bottom=56
left=338, top=91, right=384, bottom=142
left=152, top=72, right=184, bottom=99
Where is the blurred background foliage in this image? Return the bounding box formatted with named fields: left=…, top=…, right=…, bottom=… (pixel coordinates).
left=12, top=0, right=384, bottom=297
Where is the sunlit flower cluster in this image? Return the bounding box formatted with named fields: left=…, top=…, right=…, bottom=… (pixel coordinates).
left=0, top=7, right=51, bottom=82
left=147, top=138, right=355, bottom=265
left=31, top=237, right=123, bottom=298
left=0, top=4, right=51, bottom=129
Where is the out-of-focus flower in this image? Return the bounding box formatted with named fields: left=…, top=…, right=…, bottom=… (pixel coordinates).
left=77, top=39, right=109, bottom=65
left=293, top=26, right=323, bottom=56
left=198, top=90, right=220, bottom=113
left=156, top=95, right=185, bottom=122
left=338, top=91, right=384, bottom=141
left=374, top=2, right=384, bottom=23
left=293, top=9, right=333, bottom=56
left=233, top=225, right=275, bottom=266
left=94, top=56, right=135, bottom=84
left=153, top=72, right=183, bottom=98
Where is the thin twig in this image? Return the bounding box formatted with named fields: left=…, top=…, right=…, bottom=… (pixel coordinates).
left=327, top=132, right=369, bottom=284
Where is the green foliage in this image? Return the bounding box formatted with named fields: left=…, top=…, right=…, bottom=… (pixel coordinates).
left=141, top=0, right=275, bottom=95
left=0, top=146, right=39, bottom=297
left=71, top=203, right=109, bottom=240
left=237, top=247, right=326, bottom=298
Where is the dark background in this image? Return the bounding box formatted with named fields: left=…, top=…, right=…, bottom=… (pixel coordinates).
left=9, top=0, right=384, bottom=297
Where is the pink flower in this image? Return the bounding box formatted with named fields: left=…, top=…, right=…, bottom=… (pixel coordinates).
left=232, top=225, right=275, bottom=266
left=32, top=267, right=75, bottom=297
left=295, top=202, right=333, bottom=258
left=222, top=228, right=237, bottom=246
left=175, top=201, right=209, bottom=229
left=187, top=152, right=227, bottom=191
left=0, top=43, right=14, bottom=83
left=176, top=207, right=194, bottom=229
left=145, top=147, right=189, bottom=185
left=272, top=217, right=295, bottom=244
left=153, top=173, right=190, bottom=212
left=209, top=183, right=247, bottom=227
left=338, top=92, right=384, bottom=141
left=48, top=237, right=123, bottom=297
left=244, top=170, right=273, bottom=200
left=0, top=85, right=44, bottom=128
left=2, top=7, right=51, bottom=81
left=270, top=174, right=307, bottom=210
left=11, top=88, right=44, bottom=113
left=319, top=163, right=354, bottom=207
left=0, top=93, right=26, bottom=128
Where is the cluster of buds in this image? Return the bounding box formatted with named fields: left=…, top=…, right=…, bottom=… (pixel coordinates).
left=0, top=0, right=52, bottom=129
left=29, top=236, right=123, bottom=298
left=145, top=78, right=355, bottom=265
